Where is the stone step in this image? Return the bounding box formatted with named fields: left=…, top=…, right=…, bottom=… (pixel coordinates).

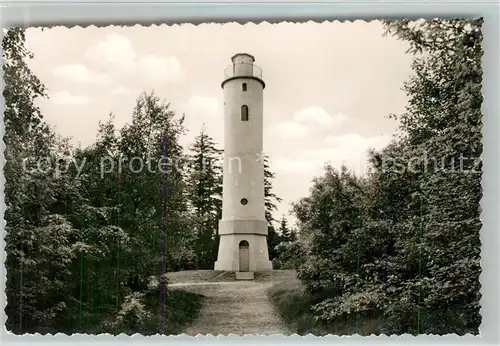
left=235, top=271, right=255, bottom=280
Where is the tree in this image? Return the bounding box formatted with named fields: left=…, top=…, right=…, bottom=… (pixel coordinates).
left=273, top=216, right=301, bottom=269
left=278, top=216, right=291, bottom=241
left=381, top=18, right=483, bottom=334
left=186, top=126, right=223, bottom=269
left=264, top=154, right=282, bottom=223
left=116, top=91, right=194, bottom=277
left=3, top=29, right=208, bottom=335
left=3, top=28, right=133, bottom=334
left=263, top=154, right=282, bottom=260
left=293, top=166, right=369, bottom=294
left=2, top=27, right=46, bottom=137
left=68, top=115, right=134, bottom=333
left=288, top=19, right=483, bottom=336
left=60, top=92, right=196, bottom=333
left=3, top=27, right=77, bottom=334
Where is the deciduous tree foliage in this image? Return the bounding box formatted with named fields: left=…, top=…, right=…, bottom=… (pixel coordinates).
left=3, top=28, right=283, bottom=334
left=5, top=19, right=479, bottom=336
left=4, top=29, right=130, bottom=334
left=288, top=19, right=483, bottom=335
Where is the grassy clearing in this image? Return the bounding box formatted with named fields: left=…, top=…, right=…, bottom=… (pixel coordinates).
left=167, top=270, right=235, bottom=284
left=254, top=269, right=297, bottom=282
left=142, top=288, right=204, bottom=335
left=267, top=281, right=385, bottom=336
left=167, top=269, right=298, bottom=284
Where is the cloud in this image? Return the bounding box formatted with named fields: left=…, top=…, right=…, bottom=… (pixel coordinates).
left=51, top=91, right=92, bottom=105
left=186, top=95, right=220, bottom=119
left=273, top=157, right=324, bottom=173
left=274, top=121, right=310, bottom=139
left=110, top=86, right=132, bottom=95
left=137, top=55, right=183, bottom=83
left=323, top=133, right=391, bottom=150
left=274, top=133, right=392, bottom=175
left=52, top=64, right=112, bottom=85
left=274, top=107, right=348, bottom=139
left=84, top=35, right=183, bottom=83
left=314, top=133, right=392, bottom=174
left=84, top=33, right=136, bottom=74
left=179, top=95, right=223, bottom=149
left=294, top=106, right=348, bottom=128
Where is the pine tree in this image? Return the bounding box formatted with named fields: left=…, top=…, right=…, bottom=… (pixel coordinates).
left=264, top=154, right=282, bottom=223
left=263, top=154, right=282, bottom=260
left=278, top=215, right=291, bottom=242
left=186, top=126, right=223, bottom=269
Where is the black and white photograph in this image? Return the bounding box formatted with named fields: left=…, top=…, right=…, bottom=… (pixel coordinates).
left=2, top=18, right=483, bottom=336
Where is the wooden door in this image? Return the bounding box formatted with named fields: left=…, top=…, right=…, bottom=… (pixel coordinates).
left=239, top=240, right=250, bottom=272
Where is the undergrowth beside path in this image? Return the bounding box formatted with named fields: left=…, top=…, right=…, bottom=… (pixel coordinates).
left=104, top=288, right=204, bottom=336
left=267, top=281, right=325, bottom=336
left=267, top=281, right=386, bottom=336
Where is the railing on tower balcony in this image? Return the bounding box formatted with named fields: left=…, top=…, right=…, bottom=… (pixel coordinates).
left=223, top=63, right=263, bottom=80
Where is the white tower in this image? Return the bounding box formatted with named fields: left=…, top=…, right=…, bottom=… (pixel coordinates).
left=214, top=53, right=273, bottom=272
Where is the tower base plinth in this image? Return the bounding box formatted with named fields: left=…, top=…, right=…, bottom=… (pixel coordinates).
left=214, top=220, right=273, bottom=272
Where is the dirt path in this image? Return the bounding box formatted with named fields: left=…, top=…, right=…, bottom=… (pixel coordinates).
left=171, top=280, right=291, bottom=336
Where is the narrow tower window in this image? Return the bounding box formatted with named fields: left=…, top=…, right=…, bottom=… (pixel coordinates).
left=242, top=83, right=247, bottom=92
left=241, top=105, right=249, bottom=121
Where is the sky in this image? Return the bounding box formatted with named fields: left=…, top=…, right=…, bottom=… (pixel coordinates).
left=25, top=21, right=413, bottom=224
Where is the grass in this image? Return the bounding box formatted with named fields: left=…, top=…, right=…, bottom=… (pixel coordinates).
left=267, top=280, right=328, bottom=336
left=143, top=288, right=204, bottom=335
left=166, top=269, right=298, bottom=284
left=267, top=280, right=386, bottom=336
left=167, top=270, right=235, bottom=284
left=254, top=269, right=297, bottom=282
left=74, top=288, right=204, bottom=335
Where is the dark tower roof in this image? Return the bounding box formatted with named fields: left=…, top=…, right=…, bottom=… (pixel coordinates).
left=231, top=53, right=255, bottom=63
